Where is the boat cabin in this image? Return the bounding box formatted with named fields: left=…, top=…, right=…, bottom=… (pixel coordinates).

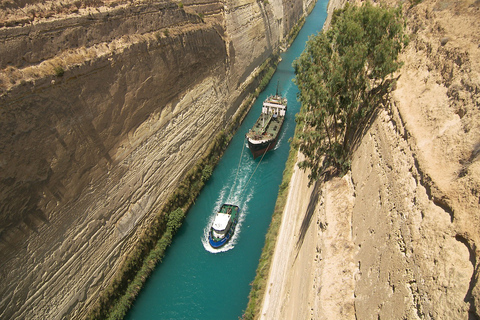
left=212, top=213, right=232, bottom=235
left=262, top=101, right=286, bottom=117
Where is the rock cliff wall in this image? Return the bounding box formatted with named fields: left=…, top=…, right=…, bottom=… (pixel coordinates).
left=260, top=0, right=480, bottom=319
left=0, top=0, right=313, bottom=318
left=317, top=0, right=480, bottom=318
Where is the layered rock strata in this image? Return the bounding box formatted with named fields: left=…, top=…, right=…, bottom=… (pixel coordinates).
left=0, top=0, right=314, bottom=318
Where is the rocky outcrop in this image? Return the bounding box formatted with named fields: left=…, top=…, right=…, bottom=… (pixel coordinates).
left=0, top=0, right=314, bottom=318
left=326, top=0, right=480, bottom=316
left=260, top=0, right=480, bottom=319
left=350, top=106, right=474, bottom=319
left=386, top=0, right=480, bottom=316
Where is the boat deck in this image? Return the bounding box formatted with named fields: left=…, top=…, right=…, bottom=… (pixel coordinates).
left=247, top=114, right=284, bottom=140
left=219, top=204, right=239, bottom=215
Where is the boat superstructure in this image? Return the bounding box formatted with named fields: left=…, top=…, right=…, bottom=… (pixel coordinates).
left=246, top=92, right=287, bottom=159
left=208, top=204, right=240, bottom=248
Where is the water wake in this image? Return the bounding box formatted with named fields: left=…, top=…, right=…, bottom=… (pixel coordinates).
left=274, top=123, right=288, bottom=151
left=274, top=80, right=295, bottom=152
left=202, top=158, right=256, bottom=253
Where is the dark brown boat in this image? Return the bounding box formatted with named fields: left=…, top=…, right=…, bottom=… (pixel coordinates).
left=246, top=92, right=287, bottom=159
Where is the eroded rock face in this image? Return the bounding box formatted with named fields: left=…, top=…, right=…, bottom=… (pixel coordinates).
left=259, top=0, right=480, bottom=319
left=0, top=0, right=313, bottom=318
left=351, top=108, right=473, bottom=319
left=317, top=0, right=480, bottom=318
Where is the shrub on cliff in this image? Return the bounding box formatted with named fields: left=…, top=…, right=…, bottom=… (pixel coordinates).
left=54, top=65, right=64, bottom=77
left=167, top=208, right=185, bottom=233
left=201, top=164, right=213, bottom=182
left=293, top=2, right=408, bottom=183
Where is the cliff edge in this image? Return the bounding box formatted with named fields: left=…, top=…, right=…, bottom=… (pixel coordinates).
left=261, top=0, right=480, bottom=318
left=0, top=0, right=315, bottom=318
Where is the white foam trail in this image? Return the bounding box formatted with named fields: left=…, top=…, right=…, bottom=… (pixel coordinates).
left=273, top=124, right=288, bottom=151
left=274, top=82, right=294, bottom=151
left=202, top=157, right=256, bottom=253
left=283, top=79, right=294, bottom=95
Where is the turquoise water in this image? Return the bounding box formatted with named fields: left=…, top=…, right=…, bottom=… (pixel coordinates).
left=126, top=1, right=328, bottom=319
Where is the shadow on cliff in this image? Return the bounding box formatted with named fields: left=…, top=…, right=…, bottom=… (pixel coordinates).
left=455, top=234, right=480, bottom=320
left=295, top=180, right=321, bottom=258
left=293, top=95, right=386, bottom=259
left=350, top=103, right=382, bottom=159
left=348, top=77, right=401, bottom=163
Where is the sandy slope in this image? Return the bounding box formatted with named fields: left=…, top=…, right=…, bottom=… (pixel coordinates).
left=260, top=152, right=315, bottom=319
left=260, top=153, right=357, bottom=319
left=260, top=0, right=480, bottom=318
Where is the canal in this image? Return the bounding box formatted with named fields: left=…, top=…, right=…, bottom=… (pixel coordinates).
left=126, top=1, right=328, bottom=318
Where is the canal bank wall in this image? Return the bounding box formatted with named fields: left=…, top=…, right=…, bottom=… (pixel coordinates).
left=259, top=0, right=480, bottom=319
left=0, top=0, right=316, bottom=319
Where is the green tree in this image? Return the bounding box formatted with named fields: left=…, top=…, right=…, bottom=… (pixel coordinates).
left=54, top=65, right=65, bottom=77
left=293, top=2, right=407, bottom=183
left=167, top=208, right=185, bottom=233
left=201, top=164, right=213, bottom=182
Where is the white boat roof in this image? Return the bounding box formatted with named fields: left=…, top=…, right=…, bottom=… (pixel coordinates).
left=213, top=213, right=230, bottom=231
left=263, top=102, right=286, bottom=109
left=249, top=138, right=269, bottom=144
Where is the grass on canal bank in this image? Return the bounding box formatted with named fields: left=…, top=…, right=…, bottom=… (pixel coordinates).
left=241, top=2, right=315, bottom=318
left=85, top=53, right=281, bottom=320
left=241, top=119, right=304, bottom=320
left=85, top=2, right=315, bottom=316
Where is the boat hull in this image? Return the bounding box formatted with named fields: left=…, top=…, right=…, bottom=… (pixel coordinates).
left=247, top=137, right=278, bottom=159
left=247, top=117, right=284, bottom=159
left=208, top=219, right=237, bottom=248
left=245, top=92, right=286, bottom=159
